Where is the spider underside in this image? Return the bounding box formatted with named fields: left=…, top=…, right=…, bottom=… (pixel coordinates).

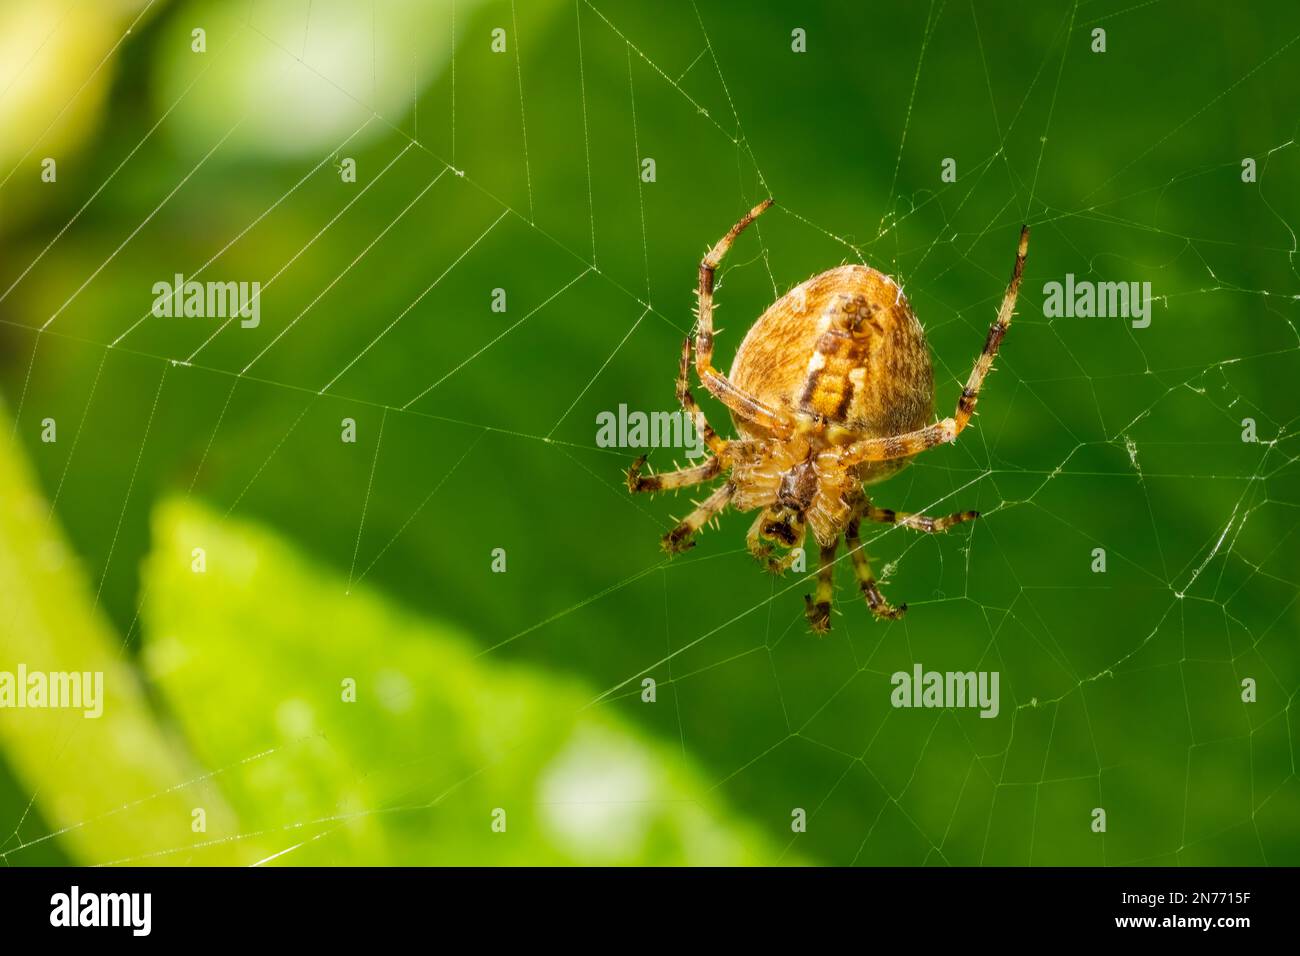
left=628, top=199, right=1029, bottom=632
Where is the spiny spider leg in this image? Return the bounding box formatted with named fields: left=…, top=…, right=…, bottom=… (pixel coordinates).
left=845, top=512, right=906, bottom=621
left=954, top=225, right=1030, bottom=434
left=675, top=336, right=728, bottom=457
left=821, top=418, right=960, bottom=468
left=662, top=481, right=735, bottom=554
left=627, top=454, right=720, bottom=493
left=862, top=503, right=979, bottom=533
left=804, top=537, right=838, bottom=633
left=695, top=199, right=795, bottom=438
left=631, top=335, right=774, bottom=495
left=826, top=225, right=1029, bottom=469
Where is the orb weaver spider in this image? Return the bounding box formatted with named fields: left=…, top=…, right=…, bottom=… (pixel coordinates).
left=627, top=199, right=1029, bottom=632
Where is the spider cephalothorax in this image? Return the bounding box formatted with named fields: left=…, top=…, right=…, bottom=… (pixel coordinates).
left=628, top=199, right=1029, bottom=632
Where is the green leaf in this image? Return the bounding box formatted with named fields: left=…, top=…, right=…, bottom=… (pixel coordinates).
left=141, top=496, right=784, bottom=865
left=0, top=400, right=252, bottom=866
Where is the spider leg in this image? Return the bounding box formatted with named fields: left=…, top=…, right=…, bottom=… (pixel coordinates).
left=661, top=481, right=735, bottom=554
left=626, top=337, right=730, bottom=494
left=846, top=511, right=906, bottom=621
left=861, top=502, right=979, bottom=533
left=746, top=507, right=806, bottom=575
left=825, top=226, right=1029, bottom=469
left=674, top=336, right=731, bottom=457
left=821, top=419, right=960, bottom=467
left=629, top=336, right=750, bottom=494
left=954, top=225, right=1029, bottom=434
left=695, top=200, right=795, bottom=438
left=803, top=537, right=838, bottom=633
left=627, top=454, right=721, bottom=493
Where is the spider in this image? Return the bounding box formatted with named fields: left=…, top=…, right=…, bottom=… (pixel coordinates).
left=627, top=199, right=1029, bottom=632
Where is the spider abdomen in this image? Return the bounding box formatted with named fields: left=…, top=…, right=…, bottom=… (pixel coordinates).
left=729, top=264, right=934, bottom=462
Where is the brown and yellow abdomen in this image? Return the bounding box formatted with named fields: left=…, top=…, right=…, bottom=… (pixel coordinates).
left=728, top=265, right=935, bottom=466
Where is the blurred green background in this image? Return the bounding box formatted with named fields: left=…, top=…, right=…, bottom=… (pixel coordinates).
left=1, top=0, right=1298, bottom=866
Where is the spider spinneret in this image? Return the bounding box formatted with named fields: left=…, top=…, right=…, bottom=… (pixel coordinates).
left=627, top=199, right=1029, bottom=632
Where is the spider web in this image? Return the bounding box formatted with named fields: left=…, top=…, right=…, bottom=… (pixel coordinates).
left=1, top=0, right=1298, bottom=867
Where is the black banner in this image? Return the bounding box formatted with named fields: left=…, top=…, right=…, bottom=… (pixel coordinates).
left=0, top=866, right=1280, bottom=942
